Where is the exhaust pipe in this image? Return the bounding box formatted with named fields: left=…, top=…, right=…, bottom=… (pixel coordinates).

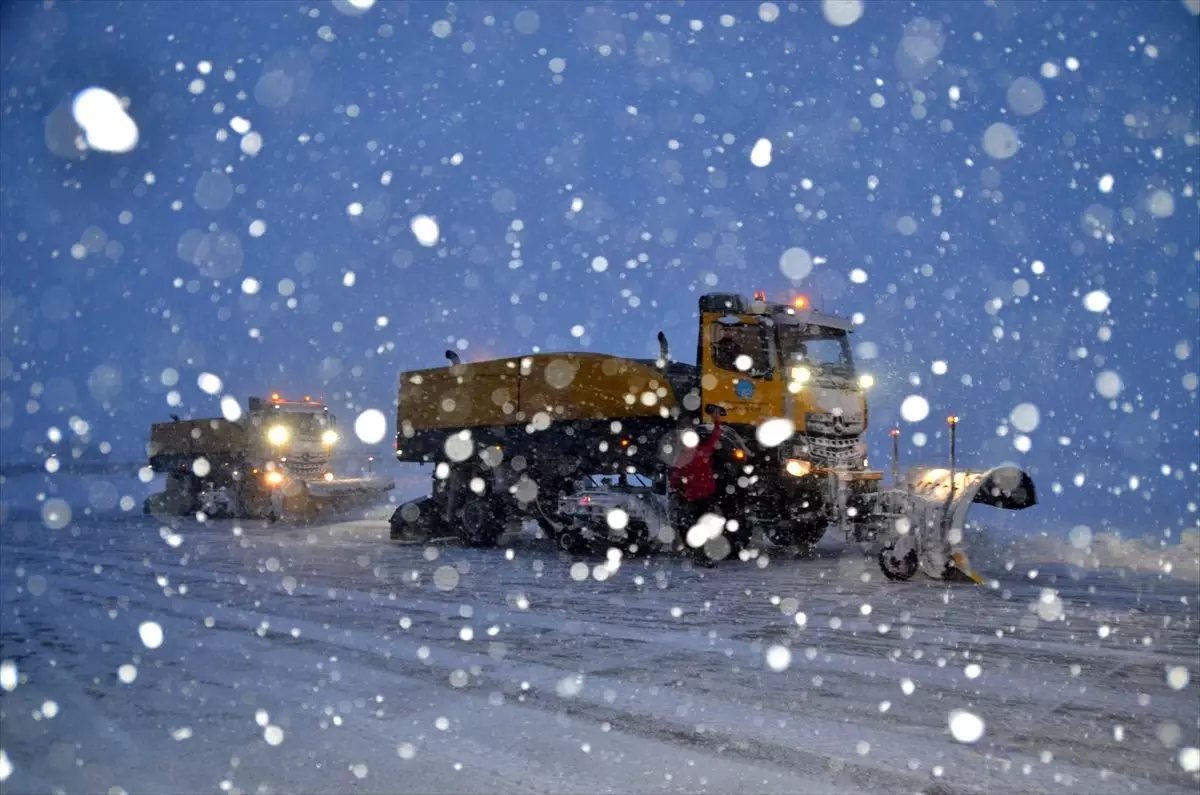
left=657, top=331, right=669, bottom=368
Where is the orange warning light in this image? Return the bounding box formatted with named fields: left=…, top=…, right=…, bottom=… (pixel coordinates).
left=793, top=295, right=809, bottom=309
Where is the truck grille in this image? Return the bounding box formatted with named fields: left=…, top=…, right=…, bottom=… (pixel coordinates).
left=791, top=434, right=865, bottom=467
left=283, top=455, right=328, bottom=478
left=804, top=412, right=865, bottom=436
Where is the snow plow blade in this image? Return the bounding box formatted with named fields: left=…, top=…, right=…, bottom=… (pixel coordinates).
left=305, top=476, right=396, bottom=501
left=903, top=465, right=1038, bottom=582
left=283, top=476, right=395, bottom=519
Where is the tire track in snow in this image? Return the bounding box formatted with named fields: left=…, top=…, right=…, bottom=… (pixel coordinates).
left=11, top=548, right=1194, bottom=795
left=4, top=519, right=1197, bottom=794
left=6, top=536, right=1195, bottom=721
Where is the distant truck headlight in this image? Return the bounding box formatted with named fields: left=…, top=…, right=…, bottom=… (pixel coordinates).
left=789, top=366, right=811, bottom=384
left=785, top=458, right=811, bottom=478
left=264, top=470, right=285, bottom=487
left=321, top=429, right=339, bottom=445
left=858, top=373, right=875, bottom=389
left=267, top=425, right=290, bottom=445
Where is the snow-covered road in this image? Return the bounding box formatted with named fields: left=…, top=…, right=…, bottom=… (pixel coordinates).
left=1, top=506, right=1196, bottom=795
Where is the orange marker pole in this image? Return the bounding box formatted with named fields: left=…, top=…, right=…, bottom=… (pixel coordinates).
left=889, top=427, right=901, bottom=485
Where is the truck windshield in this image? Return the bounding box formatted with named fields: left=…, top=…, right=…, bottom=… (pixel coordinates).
left=776, top=325, right=855, bottom=378
left=272, top=412, right=329, bottom=439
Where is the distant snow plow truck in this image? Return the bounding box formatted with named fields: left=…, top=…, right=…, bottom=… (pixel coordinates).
left=144, top=393, right=394, bottom=520
left=390, top=291, right=1036, bottom=582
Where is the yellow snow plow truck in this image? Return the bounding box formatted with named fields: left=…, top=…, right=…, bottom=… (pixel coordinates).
left=391, top=291, right=1036, bottom=581
left=144, top=393, right=394, bottom=520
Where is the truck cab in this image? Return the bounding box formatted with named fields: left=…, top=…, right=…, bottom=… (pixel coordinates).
left=692, top=292, right=882, bottom=548
left=144, top=393, right=340, bottom=517
left=696, top=291, right=875, bottom=471
left=247, top=393, right=339, bottom=479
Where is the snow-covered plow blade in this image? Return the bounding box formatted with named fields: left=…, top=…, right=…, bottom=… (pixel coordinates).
left=281, top=475, right=395, bottom=520
left=876, top=465, right=1038, bottom=583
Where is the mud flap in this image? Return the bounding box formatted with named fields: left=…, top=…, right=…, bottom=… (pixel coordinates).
left=390, top=496, right=444, bottom=543
left=904, top=465, right=1037, bottom=582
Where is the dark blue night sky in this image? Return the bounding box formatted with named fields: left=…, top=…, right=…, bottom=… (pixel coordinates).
left=1, top=0, right=1197, bottom=540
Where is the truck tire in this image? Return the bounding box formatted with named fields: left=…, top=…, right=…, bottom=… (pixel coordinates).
left=457, top=494, right=505, bottom=548
left=556, top=525, right=592, bottom=556
left=764, top=515, right=827, bottom=556
left=240, top=488, right=274, bottom=521
left=878, top=543, right=919, bottom=581
left=624, top=520, right=652, bottom=557
left=724, top=519, right=753, bottom=559
left=390, top=497, right=444, bottom=542
left=793, top=516, right=827, bottom=548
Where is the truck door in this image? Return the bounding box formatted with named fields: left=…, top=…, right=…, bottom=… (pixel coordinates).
left=699, top=315, right=779, bottom=426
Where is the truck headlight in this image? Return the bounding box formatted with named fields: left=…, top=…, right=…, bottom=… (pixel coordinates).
left=267, top=425, right=290, bottom=445
left=790, top=366, right=811, bottom=384
left=321, top=429, right=339, bottom=445
left=264, top=470, right=284, bottom=487
left=858, top=373, right=875, bottom=390
left=785, top=458, right=811, bottom=478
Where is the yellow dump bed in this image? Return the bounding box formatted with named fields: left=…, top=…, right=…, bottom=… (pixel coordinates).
left=398, top=352, right=681, bottom=431
left=394, top=352, right=700, bottom=464
left=147, top=418, right=246, bottom=462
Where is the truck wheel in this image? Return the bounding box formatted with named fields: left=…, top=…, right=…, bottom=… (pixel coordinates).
left=458, top=495, right=505, bottom=548
left=241, top=490, right=272, bottom=521
left=793, top=516, right=828, bottom=547
left=765, top=516, right=826, bottom=549
left=878, top=543, right=919, bottom=581
left=557, top=528, right=591, bottom=556
left=390, top=498, right=442, bottom=543
left=725, top=522, right=753, bottom=559
left=624, top=521, right=652, bottom=557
